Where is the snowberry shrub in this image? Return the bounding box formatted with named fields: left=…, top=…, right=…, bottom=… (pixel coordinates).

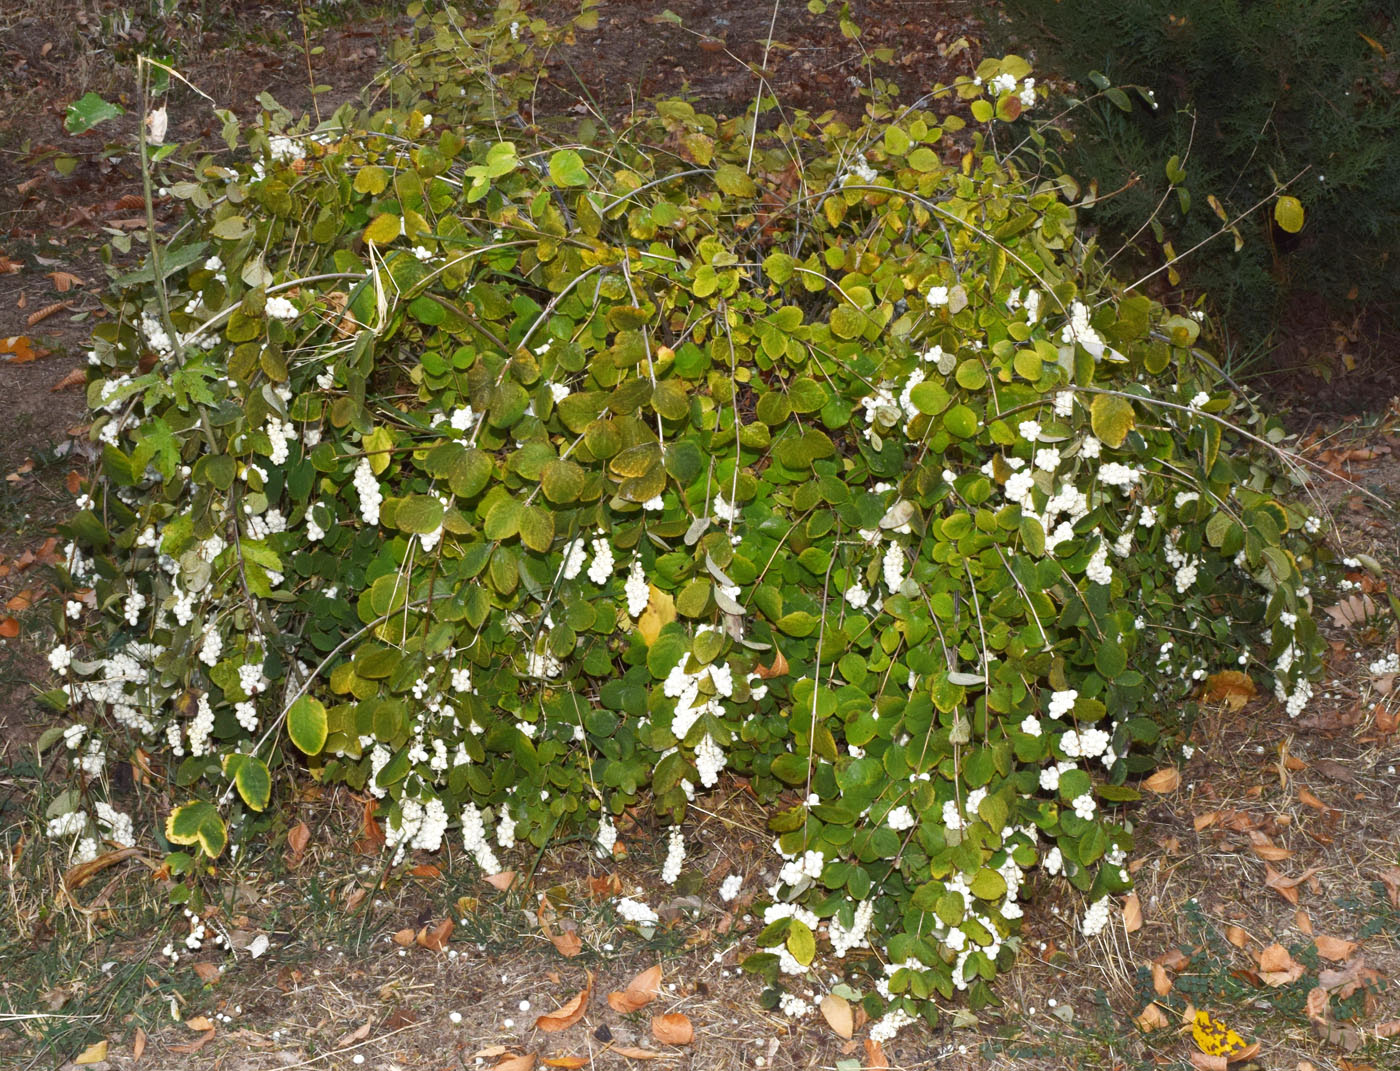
left=49, top=1, right=1323, bottom=1032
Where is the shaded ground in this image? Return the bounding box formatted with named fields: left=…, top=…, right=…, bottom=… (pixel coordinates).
left=2, top=4, right=1400, bottom=1071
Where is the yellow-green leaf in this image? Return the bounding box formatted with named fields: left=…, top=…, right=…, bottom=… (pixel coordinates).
left=287, top=695, right=328, bottom=756
left=1274, top=195, right=1304, bottom=234
left=233, top=754, right=272, bottom=812
left=1089, top=394, right=1136, bottom=448
left=353, top=165, right=389, bottom=196
left=363, top=212, right=402, bottom=245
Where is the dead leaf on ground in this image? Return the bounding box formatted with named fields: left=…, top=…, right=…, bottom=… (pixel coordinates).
left=484, top=871, right=518, bottom=891
left=1136, top=1002, right=1170, bottom=1031
left=864, top=1038, right=890, bottom=1070
left=1224, top=925, right=1249, bottom=948
left=334, top=1021, right=372, bottom=1048
left=1151, top=961, right=1173, bottom=996
left=286, top=820, right=310, bottom=854
left=542, top=1058, right=589, bottom=1069
left=1122, top=892, right=1144, bottom=933
left=550, top=931, right=583, bottom=957
left=1202, top=670, right=1256, bottom=710
left=132, top=1027, right=146, bottom=1063
left=185, top=1016, right=216, bottom=1032
left=607, top=964, right=662, bottom=1013
left=391, top=927, right=415, bottom=947
left=1325, top=594, right=1375, bottom=629
left=416, top=918, right=454, bottom=952
left=1375, top=1020, right=1400, bottom=1038
left=536, top=973, right=591, bottom=1032
left=1258, top=943, right=1305, bottom=986
left=820, top=993, right=853, bottom=1039
left=167, top=1029, right=216, bottom=1055
left=651, top=1013, right=693, bottom=1045
left=493, top=1054, right=536, bottom=1071
left=27, top=300, right=72, bottom=327
left=1263, top=863, right=1322, bottom=905
left=1295, top=909, right=1313, bottom=936
left=1, top=335, right=43, bottom=364
left=1143, top=766, right=1182, bottom=792
left=191, top=962, right=220, bottom=984
left=51, top=367, right=86, bottom=391
left=73, top=1040, right=108, bottom=1065
left=0, top=617, right=18, bottom=638
left=1314, top=935, right=1358, bottom=961
left=610, top=1047, right=662, bottom=1059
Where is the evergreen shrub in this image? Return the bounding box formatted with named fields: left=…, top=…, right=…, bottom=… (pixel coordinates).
left=44, top=0, right=1326, bottom=1031
left=998, top=0, right=1400, bottom=362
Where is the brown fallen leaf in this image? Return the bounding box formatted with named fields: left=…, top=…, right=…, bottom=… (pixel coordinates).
left=1143, top=766, right=1182, bottom=792
left=755, top=645, right=789, bottom=679
left=550, top=931, right=583, bottom=957
left=27, top=300, right=72, bottom=327
left=1258, top=943, right=1305, bottom=986
left=1314, top=935, right=1358, bottom=962
left=493, top=1054, right=536, bottom=1071
left=485, top=871, right=517, bottom=891
left=0, top=617, right=18, bottom=638
left=1122, top=892, right=1143, bottom=933
left=335, top=1021, right=372, bottom=1048
left=191, top=962, right=220, bottom=984
left=1, top=335, right=42, bottom=364
left=416, top=918, right=454, bottom=952
left=287, top=820, right=311, bottom=855
left=1194, top=811, right=1220, bottom=831
left=608, top=964, right=662, bottom=1013
left=1297, top=787, right=1331, bottom=813
left=51, top=367, right=86, bottom=391
left=864, top=1038, right=890, bottom=1070
left=651, top=1013, right=693, bottom=1045
left=1202, top=670, right=1256, bottom=710
left=1136, top=1002, right=1170, bottom=1031
left=1263, top=864, right=1322, bottom=905
left=1224, top=925, right=1249, bottom=948
left=1151, top=961, right=1173, bottom=996
left=820, top=993, right=853, bottom=1039
left=185, top=1016, right=216, bottom=1032
left=1295, top=909, right=1313, bottom=936
left=536, top=974, right=591, bottom=1032
left=542, top=1058, right=589, bottom=1069
left=610, top=1047, right=662, bottom=1060
left=49, top=270, right=84, bottom=292
left=167, top=1028, right=216, bottom=1055
left=132, top=1026, right=146, bottom=1063
left=1375, top=1020, right=1400, bottom=1038
left=391, top=927, right=416, bottom=947
left=1189, top=1053, right=1229, bottom=1071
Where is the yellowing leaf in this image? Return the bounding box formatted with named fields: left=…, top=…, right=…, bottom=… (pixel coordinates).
left=1274, top=195, right=1304, bottom=235
left=637, top=585, right=676, bottom=646
left=74, top=1040, right=108, bottom=1064
left=1089, top=393, right=1136, bottom=448
left=1202, top=671, right=1256, bottom=711
left=363, top=212, right=402, bottom=245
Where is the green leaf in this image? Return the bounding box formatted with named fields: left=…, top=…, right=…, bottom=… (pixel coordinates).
left=548, top=149, right=589, bottom=187
left=675, top=578, right=711, bottom=617
left=287, top=695, right=328, bottom=756
left=232, top=755, right=272, bottom=812
left=397, top=494, right=446, bottom=534
left=518, top=505, right=556, bottom=553
left=209, top=215, right=252, bottom=240
left=713, top=164, right=757, bottom=197
left=541, top=458, right=586, bottom=503
left=165, top=801, right=227, bottom=858
left=943, top=403, right=978, bottom=438
left=1089, top=394, right=1135, bottom=448
left=484, top=497, right=522, bottom=541
left=969, top=868, right=1007, bottom=901
left=64, top=92, right=124, bottom=134
left=1273, top=195, right=1304, bottom=235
